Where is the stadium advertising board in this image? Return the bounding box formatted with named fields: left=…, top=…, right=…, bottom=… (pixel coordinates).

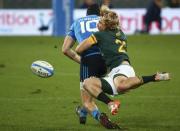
left=0, top=9, right=53, bottom=36
left=0, top=8, right=179, bottom=35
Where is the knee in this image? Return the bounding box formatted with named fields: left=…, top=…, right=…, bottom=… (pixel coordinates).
left=83, top=101, right=91, bottom=110
left=83, top=78, right=92, bottom=90
left=83, top=102, right=88, bottom=109
left=116, top=82, right=128, bottom=92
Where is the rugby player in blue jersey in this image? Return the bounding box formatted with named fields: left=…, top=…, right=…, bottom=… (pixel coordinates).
left=62, top=4, right=120, bottom=129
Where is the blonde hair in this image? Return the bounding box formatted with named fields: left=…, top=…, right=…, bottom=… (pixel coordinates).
left=100, top=5, right=110, bottom=16
left=100, top=7, right=120, bottom=30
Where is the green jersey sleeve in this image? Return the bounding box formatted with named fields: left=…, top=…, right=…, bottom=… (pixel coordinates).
left=92, top=32, right=102, bottom=45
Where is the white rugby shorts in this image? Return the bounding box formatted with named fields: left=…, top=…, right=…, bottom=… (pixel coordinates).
left=103, top=64, right=135, bottom=95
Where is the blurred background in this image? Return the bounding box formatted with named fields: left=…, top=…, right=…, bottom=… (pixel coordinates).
left=0, top=0, right=179, bottom=36
left=0, top=0, right=179, bottom=8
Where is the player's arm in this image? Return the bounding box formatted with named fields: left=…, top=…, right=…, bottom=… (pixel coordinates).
left=75, top=34, right=97, bottom=54
left=62, top=35, right=81, bottom=64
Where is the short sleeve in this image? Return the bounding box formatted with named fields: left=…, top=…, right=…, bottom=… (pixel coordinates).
left=92, top=32, right=101, bottom=44
left=86, top=34, right=98, bottom=45
left=120, top=30, right=127, bottom=42
left=67, top=22, right=76, bottom=41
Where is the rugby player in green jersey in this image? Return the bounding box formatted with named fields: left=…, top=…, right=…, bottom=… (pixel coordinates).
left=62, top=5, right=121, bottom=129
left=76, top=9, right=170, bottom=115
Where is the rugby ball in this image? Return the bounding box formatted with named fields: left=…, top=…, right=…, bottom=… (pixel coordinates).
left=31, top=60, right=54, bottom=78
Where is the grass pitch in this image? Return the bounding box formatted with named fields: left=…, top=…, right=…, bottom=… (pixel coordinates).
left=0, top=35, right=180, bottom=131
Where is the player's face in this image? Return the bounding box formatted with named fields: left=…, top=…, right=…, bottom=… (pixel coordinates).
left=97, top=20, right=106, bottom=31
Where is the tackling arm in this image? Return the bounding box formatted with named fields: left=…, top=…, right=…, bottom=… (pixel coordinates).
left=62, top=36, right=81, bottom=64
left=75, top=35, right=97, bottom=54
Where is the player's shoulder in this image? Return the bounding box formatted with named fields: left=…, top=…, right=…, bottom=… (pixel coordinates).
left=70, top=20, right=76, bottom=28
left=119, top=29, right=125, bottom=35
left=94, top=30, right=109, bottom=36
left=111, top=29, right=127, bottom=42
left=93, top=30, right=107, bottom=40
left=86, top=15, right=99, bottom=19
left=119, top=29, right=127, bottom=41
left=70, top=18, right=81, bottom=29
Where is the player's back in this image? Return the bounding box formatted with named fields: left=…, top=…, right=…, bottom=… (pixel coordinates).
left=74, top=15, right=99, bottom=43
left=69, top=15, right=100, bottom=57
left=93, top=30, right=129, bottom=70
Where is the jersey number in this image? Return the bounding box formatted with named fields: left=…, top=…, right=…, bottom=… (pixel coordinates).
left=80, top=20, right=98, bottom=33
left=115, top=39, right=127, bottom=53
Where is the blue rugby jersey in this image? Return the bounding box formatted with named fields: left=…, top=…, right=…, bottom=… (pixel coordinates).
left=67, top=15, right=101, bottom=57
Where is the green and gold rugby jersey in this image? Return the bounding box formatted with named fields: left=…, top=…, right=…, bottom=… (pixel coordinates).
left=89, top=29, right=130, bottom=70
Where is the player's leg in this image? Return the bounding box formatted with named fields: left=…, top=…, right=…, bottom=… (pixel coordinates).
left=83, top=55, right=115, bottom=106
left=83, top=77, right=121, bottom=115
left=81, top=55, right=116, bottom=119
left=79, top=56, right=122, bottom=128
left=77, top=60, right=110, bottom=124
left=75, top=63, right=91, bottom=124
left=80, top=87, right=120, bottom=129
left=156, top=16, right=162, bottom=32
left=114, top=72, right=170, bottom=93
left=80, top=87, right=101, bottom=121
left=80, top=87, right=96, bottom=112
left=77, top=81, right=103, bottom=124
left=82, top=78, right=121, bottom=129
left=76, top=85, right=89, bottom=124
left=114, top=75, right=141, bottom=92
left=143, top=15, right=152, bottom=33
left=84, top=64, right=170, bottom=115
left=83, top=55, right=121, bottom=129
left=83, top=77, right=111, bottom=103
